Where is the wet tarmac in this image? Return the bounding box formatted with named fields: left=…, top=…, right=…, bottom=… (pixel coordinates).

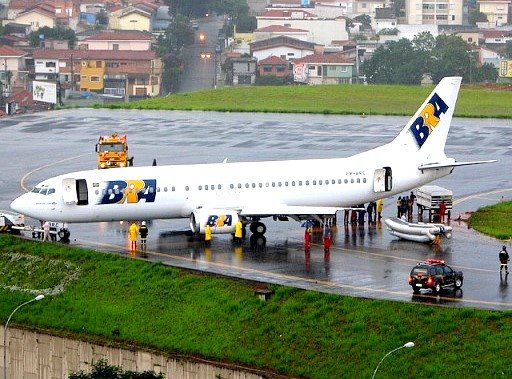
left=1, top=109, right=511, bottom=310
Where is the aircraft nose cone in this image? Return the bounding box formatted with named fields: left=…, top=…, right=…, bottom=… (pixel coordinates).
left=11, top=194, right=29, bottom=215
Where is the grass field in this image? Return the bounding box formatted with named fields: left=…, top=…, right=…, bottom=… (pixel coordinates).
left=470, top=201, right=512, bottom=240
left=1, top=234, right=512, bottom=379
left=97, top=84, right=512, bottom=119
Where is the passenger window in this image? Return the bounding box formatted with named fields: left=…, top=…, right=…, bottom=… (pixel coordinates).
left=306, top=180, right=309, bottom=185
left=230, top=184, right=234, bottom=189
left=351, top=179, right=354, bottom=184
left=205, top=185, right=208, bottom=191
left=95, top=190, right=99, bottom=195
left=252, top=183, right=256, bottom=188
left=313, top=180, right=316, bottom=185
left=172, top=186, right=175, bottom=191
left=319, top=180, right=323, bottom=185
left=272, top=182, right=275, bottom=187
left=344, top=179, right=348, bottom=184
left=363, top=178, right=366, bottom=183
left=238, top=183, right=242, bottom=189
left=325, top=180, right=329, bottom=185
left=265, top=182, right=269, bottom=187
left=299, top=181, right=302, bottom=185
left=245, top=183, right=249, bottom=188
left=185, top=186, right=189, bottom=191
left=199, top=185, right=202, bottom=190
left=292, top=181, right=295, bottom=186
left=217, top=185, right=221, bottom=189
left=338, top=179, right=341, bottom=184
left=157, top=187, right=160, bottom=192
left=278, top=182, right=282, bottom=187
left=357, top=178, right=360, bottom=183
left=259, top=183, right=262, bottom=188
left=211, top=185, right=214, bottom=190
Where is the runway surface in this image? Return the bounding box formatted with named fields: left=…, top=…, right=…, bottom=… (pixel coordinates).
left=1, top=108, right=511, bottom=310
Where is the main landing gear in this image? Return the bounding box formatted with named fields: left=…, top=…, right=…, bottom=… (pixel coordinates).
left=248, top=220, right=266, bottom=249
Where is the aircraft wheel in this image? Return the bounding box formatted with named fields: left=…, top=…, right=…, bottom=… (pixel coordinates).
left=250, top=234, right=266, bottom=250
left=250, top=221, right=266, bottom=235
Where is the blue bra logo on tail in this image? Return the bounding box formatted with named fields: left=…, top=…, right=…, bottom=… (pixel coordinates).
left=409, top=93, right=448, bottom=148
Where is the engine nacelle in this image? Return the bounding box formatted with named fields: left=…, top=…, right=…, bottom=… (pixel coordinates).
left=190, top=209, right=238, bottom=234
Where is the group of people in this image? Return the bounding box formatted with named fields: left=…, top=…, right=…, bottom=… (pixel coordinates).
left=128, top=221, right=149, bottom=251
left=343, top=199, right=384, bottom=225
left=396, top=191, right=416, bottom=221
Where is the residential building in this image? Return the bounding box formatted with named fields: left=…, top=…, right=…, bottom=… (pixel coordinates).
left=478, top=0, right=511, bottom=26
left=0, top=44, right=28, bottom=98
left=108, top=4, right=154, bottom=31
left=257, top=55, right=290, bottom=77
left=77, top=31, right=153, bottom=51
left=405, top=0, right=466, bottom=25
left=13, top=4, right=56, bottom=31
left=456, top=30, right=482, bottom=46
left=250, top=36, right=320, bottom=62
left=225, top=56, right=257, bottom=85
left=31, top=49, right=162, bottom=97
left=352, top=0, right=389, bottom=18
left=292, top=52, right=355, bottom=84
left=256, top=9, right=348, bottom=45
left=254, top=25, right=310, bottom=42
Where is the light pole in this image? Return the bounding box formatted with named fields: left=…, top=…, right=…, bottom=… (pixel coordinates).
left=371, top=341, right=414, bottom=379
left=3, top=295, right=44, bottom=379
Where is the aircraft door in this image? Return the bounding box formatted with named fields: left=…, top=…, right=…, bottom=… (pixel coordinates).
left=61, top=178, right=89, bottom=205
left=373, top=167, right=392, bottom=193
left=62, top=178, right=78, bottom=204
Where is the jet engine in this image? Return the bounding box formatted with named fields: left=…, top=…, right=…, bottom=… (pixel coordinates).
left=190, top=209, right=239, bottom=234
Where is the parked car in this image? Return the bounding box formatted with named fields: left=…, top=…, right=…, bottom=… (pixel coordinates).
left=408, top=259, right=463, bottom=294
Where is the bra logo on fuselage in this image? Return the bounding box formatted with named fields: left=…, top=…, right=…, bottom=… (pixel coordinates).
left=409, top=93, right=448, bottom=148
left=98, top=179, right=156, bottom=205
left=207, top=214, right=232, bottom=227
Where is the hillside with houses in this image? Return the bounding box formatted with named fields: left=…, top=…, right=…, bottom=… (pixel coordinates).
left=1, top=0, right=512, bottom=114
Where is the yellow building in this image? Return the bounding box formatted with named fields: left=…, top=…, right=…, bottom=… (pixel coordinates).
left=109, top=7, right=151, bottom=31
left=80, top=59, right=105, bottom=92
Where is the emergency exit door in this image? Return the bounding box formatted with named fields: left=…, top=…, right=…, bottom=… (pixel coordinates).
left=373, top=167, right=392, bottom=193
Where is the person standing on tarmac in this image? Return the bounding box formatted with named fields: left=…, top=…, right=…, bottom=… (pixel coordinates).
left=376, top=199, right=383, bottom=221
left=499, top=245, right=510, bottom=274
left=42, top=221, right=51, bottom=242
left=139, top=221, right=148, bottom=249
left=234, top=217, right=243, bottom=245
left=204, top=224, right=212, bottom=246
left=129, top=221, right=139, bottom=250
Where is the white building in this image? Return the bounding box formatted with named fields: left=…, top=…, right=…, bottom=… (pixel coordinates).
left=256, top=9, right=348, bottom=46
left=405, top=0, right=466, bottom=25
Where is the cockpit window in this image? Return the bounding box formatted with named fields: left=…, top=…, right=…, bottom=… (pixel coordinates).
left=31, top=187, right=55, bottom=195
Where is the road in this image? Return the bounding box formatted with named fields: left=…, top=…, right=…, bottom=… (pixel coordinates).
left=1, top=109, right=512, bottom=310
left=177, top=16, right=224, bottom=93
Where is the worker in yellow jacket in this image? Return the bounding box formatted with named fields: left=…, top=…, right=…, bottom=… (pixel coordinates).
left=129, top=222, right=139, bottom=250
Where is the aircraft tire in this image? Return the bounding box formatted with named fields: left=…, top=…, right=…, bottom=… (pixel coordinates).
left=250, top=221, right=266, bottom=235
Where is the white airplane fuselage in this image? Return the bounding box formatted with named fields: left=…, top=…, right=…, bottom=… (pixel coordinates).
left=13, top=77, right=490, bottom=235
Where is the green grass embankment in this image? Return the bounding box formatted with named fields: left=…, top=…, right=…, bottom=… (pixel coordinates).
left=1, top=235, right=512, bottom=379
left=470, top=201, right=512, bottom=240
left=96, top=84, right=512, bottom=119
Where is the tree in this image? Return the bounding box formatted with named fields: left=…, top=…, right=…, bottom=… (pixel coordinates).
left=69, top=359, right=165, bottom=379
left=469, top=9, right=488, bottom=25
left=361, top=39, right=426, bottom=85
left=354, top=14, right=372, bottom=29
left=430, top=35, right=473, bottom=83
left=473, top=62, right=498, bottom=83
left=29, top=26, right=77, bottom=48
left=96, top=10, right=108, bottom=26
left=502, top=40, right=512, bottom=59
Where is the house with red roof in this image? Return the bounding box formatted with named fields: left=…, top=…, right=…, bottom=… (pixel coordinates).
left=13, top=3, right=57, bottom=31
left=250, top=36, right=320, bottom=63
left=257, top=55, right=290, bottom=78
left=77, top=30, right=153, bottom=51
left=31, top=48, right=162, bottom=96
left=292, top=52, right=355, bottom=84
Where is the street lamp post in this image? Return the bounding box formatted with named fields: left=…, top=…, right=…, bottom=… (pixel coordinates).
left=3, top=295, right=44, bottom=379
left=371, top=341, right=415, bottom=379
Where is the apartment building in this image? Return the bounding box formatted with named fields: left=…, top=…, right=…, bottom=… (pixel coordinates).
left=406, top=0, right=467, bottom=25
left=478, top=0, right=511, bottom=26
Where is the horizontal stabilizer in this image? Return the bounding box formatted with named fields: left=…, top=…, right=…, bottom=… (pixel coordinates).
left=418, top=159, right=497, bottom=171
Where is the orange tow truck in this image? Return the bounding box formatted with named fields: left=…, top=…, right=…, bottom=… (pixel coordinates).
left=95, top=133, right=129, bottom=169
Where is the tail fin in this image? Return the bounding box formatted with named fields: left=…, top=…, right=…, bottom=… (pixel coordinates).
left=392, top=77, right=462, bottom=159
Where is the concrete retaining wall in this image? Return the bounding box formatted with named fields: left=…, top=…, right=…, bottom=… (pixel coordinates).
left=0, top=327, right=271, bottom=379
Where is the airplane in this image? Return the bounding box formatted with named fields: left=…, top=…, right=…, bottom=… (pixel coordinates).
left=11, top=76, right=496, bottom=240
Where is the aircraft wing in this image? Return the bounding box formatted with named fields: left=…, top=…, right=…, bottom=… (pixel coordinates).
left=418, top=159, right=497, bottom=171
left=240, top=204, right=348, bottom=219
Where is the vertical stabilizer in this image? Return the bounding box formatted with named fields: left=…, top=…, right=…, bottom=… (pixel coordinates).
left=391, top=77, right=462, bottom=160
